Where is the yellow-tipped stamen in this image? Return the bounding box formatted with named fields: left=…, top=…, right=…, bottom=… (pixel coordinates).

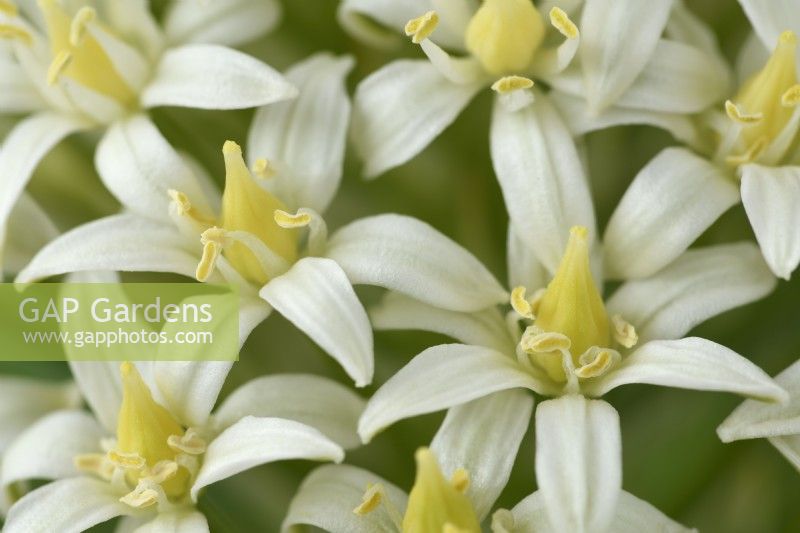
left=74, top=453, right=114, bottom=481
left=144, top=461, right=179, bottom=485
left=167, top=189, right=215, bottom=226
left=612, top=314, right=638, bottom=349
left=167, top=429, right=207, bottom=455
left=519, top=328, right=571, bottom=354
left=782, top=84, right=800, bottom=106
left=405, top=11, right=438, bottom=44
left=402, top=448, right=481, bottom=533
left=46, top=49, right=72, bottom=85
left=107, top=450, right=146, bottom=470
left=725, top=135, right=768, bottom=166
left=220, top=140, right=298, bottom=284
left=450, top=469, right=470, bottom=493
left=724, top=100, right=763, bottom=125
left=549, top=7, right=578, bottom=39
left=69, top=6, right=95, bottom=46
left=274, top=209, right=312, bottom=228
left=534, top=226, right=610, bottom=360
left=0, top=24, right=32, bottom=44
left=491, top=75, right=534, bottom=95
left=510, top=286, right=534, bottom=319
left=119, top=483, right=160, bottom=508
left=196, top=231, right=223, bottom=282
left=575, top=347, right=620, bottom=379
left=0, top=0, right=18, bottom=16
left=465, top=0, right=545, bottom=75
left=353, top=484, right=384, bottom=516
left=252, top=157, right=276, bottom=179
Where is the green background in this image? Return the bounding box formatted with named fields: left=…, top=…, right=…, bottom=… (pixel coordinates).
left=2, top=1, right=799, bottom=531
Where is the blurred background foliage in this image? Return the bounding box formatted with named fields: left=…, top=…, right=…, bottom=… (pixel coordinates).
left=2, top=1, right=800, bottom=531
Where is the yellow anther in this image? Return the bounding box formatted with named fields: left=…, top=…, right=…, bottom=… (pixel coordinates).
left=465, top=0, right=545, bottom=75
left=69, top=6, right=95, bottom=46
left=612, top=314, right=638, bottom=349
left=510, top=286, right=534, bottom=319
left=46, top=49, right=72, bottom=85
left=220, top=140, right=298, bottom=284
left=724, top=100, right=763, bottom=124
left=120, top=484, right=159, bottom=509
left=782, top=84, right=800, bottom=106
left=519, top=329, right=571, bottom=354
left=402, top=448, right=481, bottom=533
left=450, top=469, right=470, bottom=493
left=535, top=226, right=610, bottom=358
left=491, top=76, right=534, bottom=95
left=0, top=0, right=17, bottom=16
left=167, top=429, right=207, bottom=455
left=725, top=135, right=768, bottom=166
left=196, top=227, right=226, bottom=282
left=107, top=450, right=146, bottom=471
left=0, top=23, right=32, bottom=44
left=575, top=347, right=619, bottom=379
left=405, top=11, right=438, bottom=44
left=143, top=460, right=179, bottom=485
left=74, top=453, right=114, bottom=480
left=549, top=7, right=578, bottom=39
left=274, top=209, right=312, bottom=229
left=252, top=157, right=276, bottom=179
left=353, top=483, right=383, bottom=516
left=167, top=189, right=215, bottom=225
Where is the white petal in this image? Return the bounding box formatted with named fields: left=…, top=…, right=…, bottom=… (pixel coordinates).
left=735, top=32, right=769, bottom=85
left=741, top=164, right=800, bottom=280
left=15, top=214, right=199, bottom=282
left=134, top=510, right=209, bottom=533
left=3, top=477, right=130, bottom=533
left=153, top=361, right=233, bottom=428
left=282, top=464, right=408, bottom=533
left=0, top=113, right=87, bottom=236
left=579, top=0, right=673, bottom=112
left=0, top=55, right=45, bottom=112
left=260, top=257, right=373, bottom=387
left=327, top=214, right=507, bottom=312
left=359, top=343, right=554, bottom=443
left=490, top=94, right=596, bottom=273
left=535, top=396, right=621, bottom=533
left=142, top=44, right=297, bottom=110
left=213, top=374, right=366, bottom=449
left=102, top=0, right=164, bottom=61
left=431, top=390, right=533, bottom=520
left=586, top=337, right=788, bottom=402
left=96, top=115, right=213, bottom=220
left=3, top=193, right=59, bottom=277
left=248, top=53, right=354, bottom=212
left=164, top=0, right=281, bottom=47
left=237, top=293, right=271, bottom=347
left=607, top=242, right=776, bottom=343
left=370, top=291, right=517, bottom=353
left=507, top=223, right=549, bottom=290
left=191, top=416, right=344, bottom=500
left=0, top=377, right=77, bottom=453
left=737, top=0, right=800, bottom=50
left=68, top=362, right=121, bottom=433
left=767, top=435, right=800, bottom=472
left=603, top=147, right=739, bottom=279
left=2, top=410, right=104, bottom=488
left=718, top=359, right=800, bottom=442
left=353, top=60, right=481, bottom=178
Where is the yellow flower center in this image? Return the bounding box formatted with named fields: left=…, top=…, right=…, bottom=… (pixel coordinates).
left=38, top=0, right=135, bottom=105
left=465, top=0, right=545, bottom=75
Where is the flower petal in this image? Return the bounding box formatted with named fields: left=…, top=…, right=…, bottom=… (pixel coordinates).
left=607, top=242, right=776, bottom=343
left=142, top=44, right=297, bottom=110
left=431, top=389, right=533, bottom=520
left=213, top=374, right=365, bottom=449
left=370, top=291, right=517, bottom=353
left=741, top=164, right=800, bottom=280
left=586, top=337, right=788, bottom=402
left=3, top=477, right=130, bottom=533
left=0, top=54, right=45, bottom=112
left=282, top=464, right=408, bottom=532
left=490, top=94, right=596, bottom=273
left=248, top=53, right=354, bottom=212
left=737, top=0, right=800, bottom=50
left=359, top=343, right=554, bottom=443
left=3, top=193, right=59, bottom=277
left=327, top=214, right=507, bottom=312
left=353, top=60, right=482, bottom=178
left=579, top=0, right=673, bottom=112
left=164, top=0, right=281, bottom=47
left=535, top=396, right=621, bottom=533
left=68, top=362, right=121, bottom=433
left=133, top=510, right=209, bottom=533
left=507, top=223, right=549, bottom=291
left=153, top=361, right=233, bottom=428
left=603, top=147, right=739, bottom=279
left=191, top=416, right=344, bottom=500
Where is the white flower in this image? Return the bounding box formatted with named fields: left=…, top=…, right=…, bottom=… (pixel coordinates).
left=283, top=396, right=692, bottom=533
left=15, top=53, right=376, bottom=387
left=1, top=360, right=364, bottom=532
left=343, top=0, right=729, bottom=178
left=0, top=0, right=296, bottom=279
left=1, top=191, right=57, bottom=280
left=718, top=358, right=800, bottom=472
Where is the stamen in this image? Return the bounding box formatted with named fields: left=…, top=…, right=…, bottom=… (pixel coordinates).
left=405, top=11, right=438, bottom=44
left=274, top=209, right=312, bottom=228
left=353, top=483, right=383, bottom=515
left=143, top=461, right=178, bottom=484
left=491, top=76, right=534, bottom=95
left=69, top=6, right=96, bottom=46
left=196, top=228, right=226, bottom=282
left=106, top=450, right=146, bottom=471
left=120, top=483, right=160, bottom=508
left=725, top=100, right=763, bottom=125
left=519, top=328, right=571, bottom=354
left=46, top=50, right=72, bottom=85
left=0, top=0, right=17, bottom=16
left=450, top=469, right=470, bottom=493
left=549, top=7, right=578, bottom=39
left=782, top=84, right=800, bottom=106
left=510, top=286, right=534, bottom=319
left=74, top=453, right=114, bottom=480
left=167, top=429, right=207, bottom=455
left=0, top=24, right=32, bottom=44
left=612, top=314, right=638, bottom=348
left=575, top=347, right=620, bottom=379
left=167, top=189, right=215, bottom=225
left=725, top=135, right=768, bottom=166
left=252, top=158, right=276, bottom=179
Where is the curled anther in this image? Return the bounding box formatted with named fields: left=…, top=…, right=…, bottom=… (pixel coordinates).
left=168, top=429, right=207, bottom=455
left=725, top=100, right=763, bottom=125
left=782, top=84, right=800, bottom=107
left=74, top=453, right=114, bottom=480
left=120, top=482, right=161, bottom=509
left=274, top=209, right=312, bottom=229
left=549, top=7, right=578, bottom=39
left=519, top=327, right=571, bottom=354
left=69, top=6, right=96, bottom=46
left=450, top=468, right=470, bottom=493
left=510, top=286, right=534, bottom=319
left=491, top=76, right=534, bottom=95
left=252, top=157, right=276, bottom=179
left=196, top=227, right=229, bottom=281
left=106, top=450, right=146, bottom=471
left=143, top=460, right=178, bottom=484
left=575, top=346, right=620, bottom=379
left=405, top=11, right=438, bottom=44
left=353, top=483, right=384, bottom=516
left=612, top=314, right=638, bottom=348
left=47, top=50, right=73, bottom=85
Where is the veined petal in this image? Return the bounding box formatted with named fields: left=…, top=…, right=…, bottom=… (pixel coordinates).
left=213, top=374, right=365, bottom=449
left=133, top=510, right=209, bottom=533
left=607, top=242, right=776, bottom=343
left=248, top=53, right=354, bottom=213
left=737, top=0, right=800, bottom=51
left=164, top=0, right=281, bottom=47
left=353, top=60, right=482, bottom=178
left=535, top=395, right=621, bottom=533
left=191, top=416, right=344, bottom=500
left=603, top=147, right=739, bottom=279
left=101, top=0, right=163, bottom=61
left=260, top=257, right=374, bottom=387
left=142, top=44, right=297, bottom=110
left=370, top=291, right=517, bottom=353
left=3, top=477, right=131, bottom=533
left=3, top=193, right=59, bottom=277
left=490, top=94, right=596, bottom=273
left=68, top=362, right=121, bottom=433
left=359, top=343, right=555, bottom=443
left=15, top=214, right=200, bottom=283
left=327, top=214, right=507, bottom=312
left=579, top=0, right=674, bottom=112
left=282, top=464, right=408, bottom=533
left=431, top=390, right=533, bottom=520
left=1, top=410, right=104, bottom=488
left=741, top=164, right=800, bottom=280
left=585, top=337, right=788, bottom=402
left=153, top=361, right=233, bottom=428
left=237, top=293, right=271, bottom=347
left=507, top=223, right=549, bottom=291
left=0, top=377, right=77, bottom=453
